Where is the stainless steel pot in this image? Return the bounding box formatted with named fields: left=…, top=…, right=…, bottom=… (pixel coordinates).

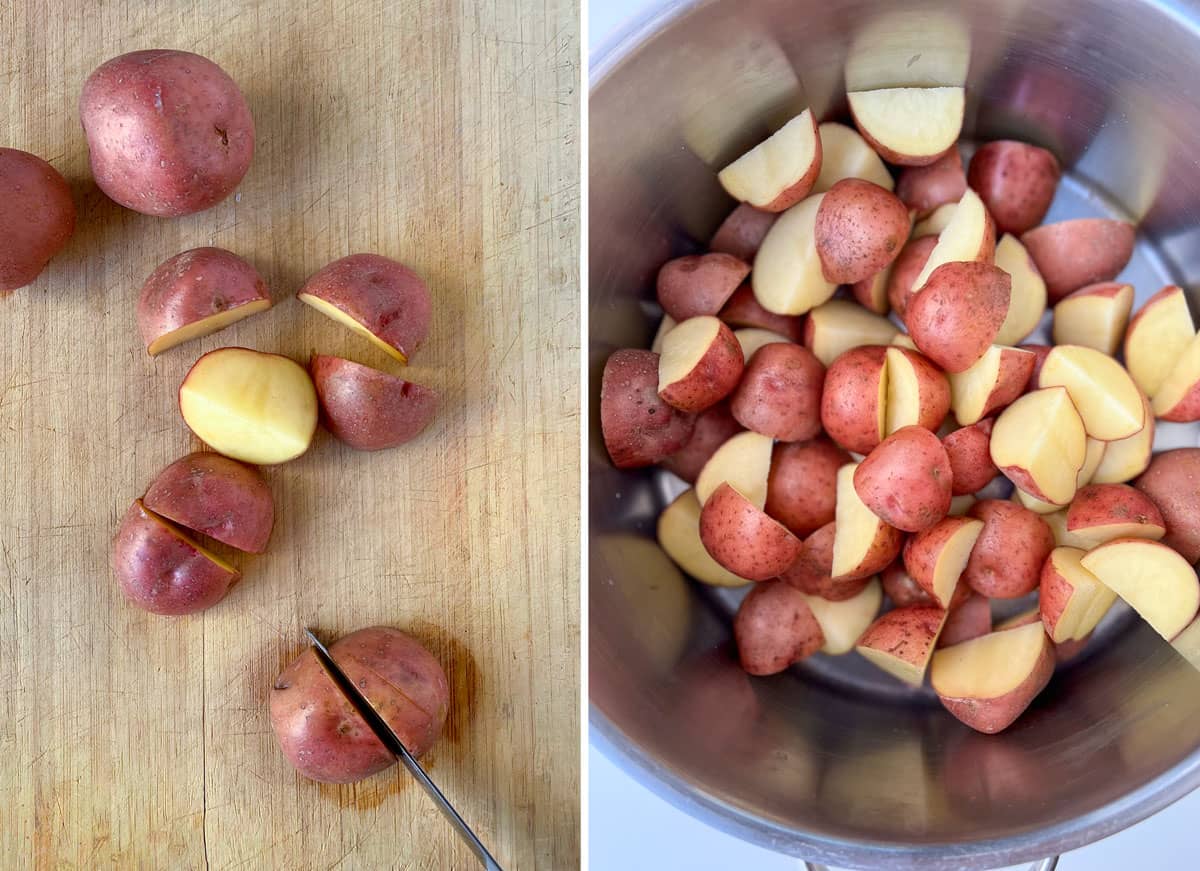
left=589, top=1, right=1200, bottom=868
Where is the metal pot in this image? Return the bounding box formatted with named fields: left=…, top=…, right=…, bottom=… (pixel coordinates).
left=589, top=1, right=1200, bottom=867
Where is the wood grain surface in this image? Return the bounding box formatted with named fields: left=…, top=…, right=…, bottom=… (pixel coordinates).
left=0, top=0, right=580, bottom=867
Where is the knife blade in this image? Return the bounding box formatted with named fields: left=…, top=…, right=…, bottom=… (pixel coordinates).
left=304, top=628, right=503, bottom=870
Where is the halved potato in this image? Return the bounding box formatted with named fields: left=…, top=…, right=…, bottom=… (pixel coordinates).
left=719, top=109, right=822, bottom=212
left=990, top=387, right=1086, bottom=505
left=992, top=234, right=1048, bottom=346
left=804, top=299, right=898, bottom=366
left=832, top=462, right=904, bottom=581
left=857, top=606, right=947, bottom=686
left=658, top=489, right=751, bottom=587
left=1124, top=285, right=1196, bottom=397
left=752, top=194, right=837, bottom=315
left=910, top=188, right=996, bottom=293
left=1052, top=282, right=1133, bottom=356
left=1037, top=344, right=1144, bottom=440
left=695, top=430, right=773, bottom=509
left=848, top=87, right=965, bottom=166
left=802, top=579, right=883, bottom=655
left=1039, top=546, right=1117, bottom=643
left=812, top=121, right=894, bottom=192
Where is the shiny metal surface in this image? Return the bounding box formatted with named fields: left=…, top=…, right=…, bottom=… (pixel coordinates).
left=589, top=1, right=1200, bottom=868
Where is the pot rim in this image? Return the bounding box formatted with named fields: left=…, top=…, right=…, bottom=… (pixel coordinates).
left=587, top=0, right=1200, bottom=864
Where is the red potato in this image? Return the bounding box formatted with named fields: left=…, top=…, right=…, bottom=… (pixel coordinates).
left=803, top=579, right=883, bottom=655
left=993, top=234, right=1048, bottom=346
left=298, top=254, right=432, bottom=364
left=143, top=452, right=273, bottom=553
left=79, top=50, right=254, bottom=216
left=136, top=247, right=271, bottom=355
left=1123, top=285, right=1196, bottom=398
left=1135, top=449, right=1200, bottom=562
left=718, top=284, right=804, bottom=341
left=1052, top=282, right=1134, bottom=357
left=780, top=522, right=870, bottom=602
left=967, top=141, right=1061, bottom=235
left=1092, top=393, right=1155, bottom=484
left=964, top=499, right=1055, bottom=598
left=695, top=430, right=773, bottom=509
left=803, top=300, right=898, bottom=366
left=1020, top=219, right=1137, bottom=302
left=882, top=560, right=936, bottom=607
left=912, top=202, right=957, bottom=239
left=328, top=627, right=450, bottom=759
left=656, top=253, right=750, bottom=321
left=848, top=87, right=965, bottom=166
left=886, top=235, right=937, bottom=318
left=735, top=327, right=793, bottom=361
left=1066, top=483, right=1165, bottom=546
left=310, top=355, right=439, bottom=451
left=820, top=345, right=888, bottom=454
left=734, top=580, right=825, bottom=675
left=751, top=193, right=837, bottom=315
left=718, top=109, right=822, bottom=212
left=856, top=606, right=947, bottom=686
left=831, top=463, right=905, bottom=581
left=896, top=149, right=967, bottom=219
left=709, top=205, right=779, bottom=262
left=947, top=346, right=1035, bottom=426
left=938, top=593, right=992, bottom=648
left=0, top=148, right=75, bottom=292
left=657, top=490, right=750, bottom=588
left=1039, top=546, right=1118, bottom=644
left=1082, top=540, right=1200, bottom=645
left=885, top=347, right=950, bottom=434
left=1019, top=344, right=1053, bottom=387
left=942, top=420, right=997, bottom=495
left=814, top=179, right=910, bottom=284
left=765, top=439, right=850, bottom=537
left=990, top=387, right=1087, bottom=506
left=931, top=621, right=1054, bottom=734
left=661, top=403, right=743, bottom=483
left=903, top=516, right=984, bottom=607
left=1152, top=332, right=1200, bottom=422
left=179, top=347, right=319, bottom=465
left=851, top=266, right=891, bottom=315
left=699, top=483, right=803, bottom=581
left=813, top=121, right=894, bottom=193
left=906, top=262, right=1011, bottom=373
left=854, top=426, right=952, bottom=532
left=270, top=648, right=394, bottom=783
left=600, top=349, right=695, bottom=468
left=1037, top=344, right=1144, bottom=441
left=658, top=316, right=744, bottom=412
left=111, top=499, right=240, bottom=616
left=909, top=189, right=996, bottom=293
left=729, top=342, right=823, bottom=441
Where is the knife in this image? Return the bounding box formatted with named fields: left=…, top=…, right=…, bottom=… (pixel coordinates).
left=304, top=628, right=504, bottom=870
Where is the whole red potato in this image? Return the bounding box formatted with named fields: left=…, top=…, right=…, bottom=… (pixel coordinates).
left=0, top=148, right=76, bottom=292
left=80, top=50, right=254, bottom=216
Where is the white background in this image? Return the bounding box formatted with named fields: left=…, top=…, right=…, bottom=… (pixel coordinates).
left=586, top=0, right=1200, bottom=868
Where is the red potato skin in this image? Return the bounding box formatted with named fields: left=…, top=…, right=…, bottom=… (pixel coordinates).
left=1135, top=450, right=1200, bottom=561
left=0, top=148, right=76, bottom=292
left=660, top=403, right=743, bottom=483
left=814, top=178, right=911, bottom=284
left=600, top=349, right=695, bottom=468
left=1020, top=219, right=1137, bottom=302
left=890, top=347, right=951, bottom=431
left=1018, top=344, right=1053, bottom=389
left=136, top=247, right=270, bottom=352
left=967, top=141, right=1061, bottom=235
left=1039, top=552, right=1081, bottom=643
left=943, top=420, right=997, bottom=495
left=765, top=438, right=851, bottom=537
left=850, top=269, right=891, bottom=314
left=882, top=560, right=937, bottom=607
left=328, top=627, right=450, bottom=759
left=270, top=648, right=394, bottom=783
left=734, top=580, right=825, bottom=675
left=143, top=452, right=274, bottom=553
left=1066, top=483, right=1165, bottom=536
left=111, top=500, right=239, bottom=616
left=820, top=345, right=888, bottom=454
left=718, top=283, right=804, bottom=341
left=729, top=342, right=824, bottom=441
left=659, top=320, right=744, bottom=413
left=656, top=253, right=750, bottom=321
left=937, top=635, right=1054, bottom=733
left=700, top=483, right=804, bottom=581
left=902, top=516, right=980, bottom=606
left=709, top=204, right=779, bottom=263
left=853, top=116, right=951, bottom=167
left=976, top=350, right=1036, bottom=421
left=938, top=593, right=992, bottom=648
left=854, top=426, right=953, bottom=532
left=887, top=235, right=938, bottom=318
left=897, top=149, right=967, bottom=219
left=907, top=262, right=1012, bottom=373
left=298, top=254, right=432, bottom=362
left=857, top=605, right=945, bottom=665
left=310, top=355, right=439, bottom=451
left=779, top=522, right=870, bottom=601
left=79, top=50, right=254, bottom=216
left=1156, top=383, right=1200, bottom=423
left=964, top=500, right=1055, bottom=598
left=833, top=520, right=905, bottom=583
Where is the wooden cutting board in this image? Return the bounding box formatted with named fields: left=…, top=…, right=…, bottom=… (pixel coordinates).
left=0, top=1, right=580, bottom=867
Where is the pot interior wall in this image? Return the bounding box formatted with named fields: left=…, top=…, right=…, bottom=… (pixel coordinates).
left=589, top=0, right=1200, bottom=866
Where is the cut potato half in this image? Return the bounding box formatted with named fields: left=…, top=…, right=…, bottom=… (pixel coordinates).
left=1082, top=539, right=1200, bottom=641
left=990, top=387, right=1086, bottom=505
left=805, top=299, right=897, bottom=366
left=1038, top=345, right=1144, bottom=441
left=912, top=188, right=994, bottom=292
left=695, top=430, right=773, bottom=509
left=1124, top=285, right=1195, bottom=397
left=803, top=579, right=883, bottom=655
left=719, top=110, right=821, bottom=212
left=848, top=87, right=965, bottom=166
left=658, top=490, right=751, bottom=587
left=752, top=194, right=837, bottom=315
